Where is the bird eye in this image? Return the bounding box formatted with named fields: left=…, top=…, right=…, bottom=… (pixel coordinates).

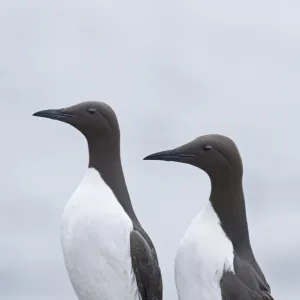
left=203, top=145, right=212, bottom=151
left=88, top=108, right=96, bottom=114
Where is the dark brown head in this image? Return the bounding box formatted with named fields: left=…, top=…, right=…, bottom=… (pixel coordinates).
left=33, top=101, right=120, bottom=142
left=144, top=134, right=243, bottom=181
left=33, top=101, right=121, bottom=168
left=33, top=101, right=119, bottom=138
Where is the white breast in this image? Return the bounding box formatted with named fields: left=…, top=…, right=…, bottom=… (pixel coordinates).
left=60, top=168, right=141, bottom=300
left=175, top=202, right=234, bottom=300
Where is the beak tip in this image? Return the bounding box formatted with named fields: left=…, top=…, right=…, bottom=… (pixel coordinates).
left=143, top=150, right=173, bottom=162
left=143, top=150, right=194, bottom=162
left=143, top=154, right=157, bottom=161
left=31, top=109, right=74, bottom=120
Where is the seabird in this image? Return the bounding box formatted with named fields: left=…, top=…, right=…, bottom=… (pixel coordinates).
left=33, top=101, right=162, bottom=300
left=143, top=134, right=273, bottom=300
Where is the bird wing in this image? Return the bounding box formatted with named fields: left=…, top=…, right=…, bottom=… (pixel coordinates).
left=220, top=255, right=274, bottom=300
left=130, top=230, right=163, bottom=300
left=220, top=271, right=273, bottom=300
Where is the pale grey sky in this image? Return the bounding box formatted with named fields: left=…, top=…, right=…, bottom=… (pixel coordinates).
left=1, top=0, right=299, bottom=299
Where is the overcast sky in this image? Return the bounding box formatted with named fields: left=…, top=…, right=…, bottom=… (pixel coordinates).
left=1, top=0, right=300, bottom=299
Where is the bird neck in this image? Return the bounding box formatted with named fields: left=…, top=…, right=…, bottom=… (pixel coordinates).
left=209, top=175, right=252, bottom=255
left=87, top=139, right=140, bottom=226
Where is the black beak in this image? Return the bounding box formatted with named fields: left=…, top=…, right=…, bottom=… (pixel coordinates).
left=143, top=149, right=195, bottom=162
left=32, top=109, right=75, bottom=121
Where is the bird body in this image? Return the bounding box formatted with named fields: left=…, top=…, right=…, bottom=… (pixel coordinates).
left=144, top=134, right=273, bottom=300
left=33, top=101, right=162, bottom=300
left=175, top=202, right=234, bottom=300
left=61, top=167, right=141, bottom=300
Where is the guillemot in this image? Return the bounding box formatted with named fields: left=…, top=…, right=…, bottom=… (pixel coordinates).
left=33, top=101, right=162, bottom=300
left=143, top=134, right=273, bottom=300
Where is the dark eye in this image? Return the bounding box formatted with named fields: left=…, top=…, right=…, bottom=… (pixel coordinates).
left=203, top=145, right=212, bottom=151
left=88, top=108, right=96, bottom=114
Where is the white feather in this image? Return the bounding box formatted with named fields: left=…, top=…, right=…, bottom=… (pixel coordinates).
left=175, top=202, right=234, bottom=300
left=60, top=168, right=141, bottom=300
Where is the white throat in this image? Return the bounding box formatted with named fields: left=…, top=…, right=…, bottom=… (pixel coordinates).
left=60, top=168, right=141, bottom=300
left=175, top=202, right=234, bottom=300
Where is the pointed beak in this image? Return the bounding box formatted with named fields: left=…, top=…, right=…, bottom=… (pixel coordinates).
left=32, top=109, right=76, bottom=121
left=143, top=149, right=195, bottom=162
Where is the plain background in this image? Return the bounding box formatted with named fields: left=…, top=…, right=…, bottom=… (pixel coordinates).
left=1, top=0, right=299, bottom=299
